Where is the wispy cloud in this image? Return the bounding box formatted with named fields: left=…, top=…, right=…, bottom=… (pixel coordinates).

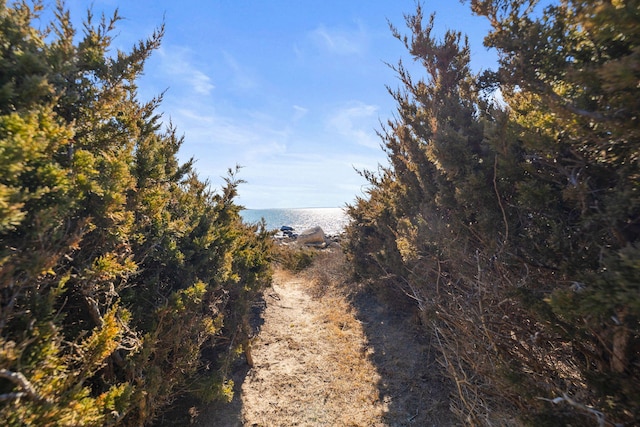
left=221, top=50, right=259, bottom=91
left=308, top=22, right=368, bottom=56
left=157, top=99, right=385, bottom=208
left=142, top=41, right=384, bottom=208
left=189, top=70, right=215, bottom=95
left=235, top=150, right=381, bottom=208
left=327, top=101, right=380, bottom=149
left=155, top=46, right=215, bottom=96
left=173, top=107, right=289, bottom=152
left=292, top=105, right=309, bottom=121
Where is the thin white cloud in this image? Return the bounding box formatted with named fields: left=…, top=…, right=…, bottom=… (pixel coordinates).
left=235, top=149, right=385, bottom=208
left=308, top=22, right=368, bottom=56
left=292, top=105, right=309, bottom=121
left=155, top=46, right=215, bottom=96
left=190, top=70, right=215, bottom=95
left=161, top=99, right=386, bottom=208
left=221, top=50, right=258, bottom=91
left=174, top=107, right=290, bottom=152
left=175, top=108, right=259, bottom=145
left=327, top=101, right=380, bottom=149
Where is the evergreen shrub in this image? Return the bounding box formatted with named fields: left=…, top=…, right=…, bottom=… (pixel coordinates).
left=0, top=2, right=273, bottom=425
left=345, top=1, right=640, bottom=424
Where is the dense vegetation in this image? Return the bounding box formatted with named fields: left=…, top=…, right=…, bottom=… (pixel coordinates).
left=0, top=1, right=272, bottom=425
left=346, top=0, right=639, bottom=425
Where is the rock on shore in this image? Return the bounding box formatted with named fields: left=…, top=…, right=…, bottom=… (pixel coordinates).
left=276, top=225, right=341, bottom=248
left=296, top=226, right=326, bottom=246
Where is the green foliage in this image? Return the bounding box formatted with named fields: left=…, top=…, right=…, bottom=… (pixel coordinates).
left=346, top=1, right=640, bottom=424
left=0, top=107, right=72, bottom=232
left=0, top=2, right=273, bottom=425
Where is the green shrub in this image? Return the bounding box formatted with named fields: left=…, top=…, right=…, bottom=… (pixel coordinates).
left=346, top=2, right=640, bottom=425
left=0, top=2, right=273, bottom=425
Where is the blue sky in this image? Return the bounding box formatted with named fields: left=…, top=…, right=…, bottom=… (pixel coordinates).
left=48, top=1, right=497, bottom=209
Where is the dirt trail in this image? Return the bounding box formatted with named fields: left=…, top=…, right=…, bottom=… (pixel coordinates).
left=195, top=266, right=453, bottom=426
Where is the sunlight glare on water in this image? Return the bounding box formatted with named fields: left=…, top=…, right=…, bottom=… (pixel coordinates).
left=240, top=207, right=349, bottom=236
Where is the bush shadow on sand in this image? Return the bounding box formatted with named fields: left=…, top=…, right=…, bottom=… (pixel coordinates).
left=153, top=293, right=267, bottom=427
left=348, top=280, right=455, bottom=426
left=155, top=249, right=455, bottom=426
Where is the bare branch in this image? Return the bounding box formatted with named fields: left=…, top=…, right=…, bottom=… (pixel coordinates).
left=537, top=393, right=606, bottom=427
left=0, top=391, right=30, bottom=401
left=0, top=369, right=48, bottom=402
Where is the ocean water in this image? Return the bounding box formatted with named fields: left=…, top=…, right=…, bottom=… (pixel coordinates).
left=240, top=207, right=349, bottom=236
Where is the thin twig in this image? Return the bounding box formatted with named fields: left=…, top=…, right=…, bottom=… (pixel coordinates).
left=493, top=154, right=509, bottom=250
left=0, top=369, right=48, bottom=402
left=537, top=393, right=606, bottom=427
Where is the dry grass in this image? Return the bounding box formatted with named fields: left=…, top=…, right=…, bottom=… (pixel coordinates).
left=238, top=262, right=386, bottom=426
left=301, top=249, right=387, bottom=422
left=300, top=248, right=454, bottom=426
left=299, top=247, right=350, bottom=299
left=193, top=247, right=454, bottom=426
left=315, top=290, right=385, bottom=425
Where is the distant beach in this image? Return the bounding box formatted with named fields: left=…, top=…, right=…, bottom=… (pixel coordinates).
left=240, top=207, right=349, bottom=236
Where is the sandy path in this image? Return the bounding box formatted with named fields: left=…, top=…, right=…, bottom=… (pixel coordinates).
left=244, top=273, right=386, bottom=425
left=194, top=267, right=453, bottom=426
